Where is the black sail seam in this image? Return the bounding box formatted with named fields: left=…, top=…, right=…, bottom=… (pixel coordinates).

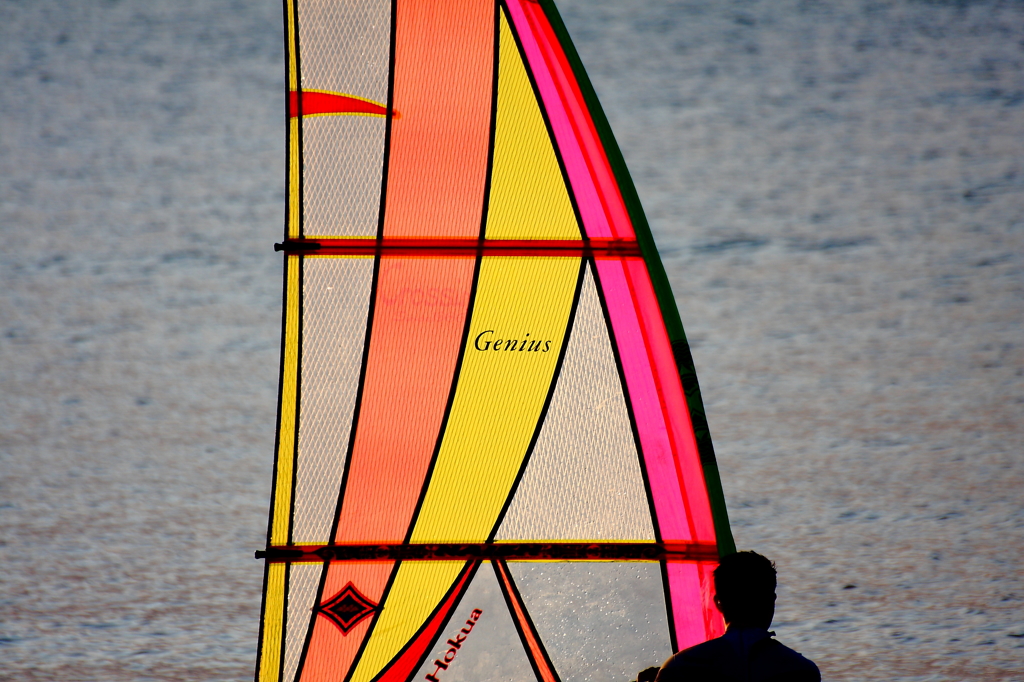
left=588, top=258, right=661, bottom=544
left=286, top=0, right=305, bottom=554
left=398, top=153, right=485, bottom=547
left=256, top=0, right=301, bottom=675
left=479, top=0, right=501, bottom=240
left=266, top=259, right=292, bottom=548
left=283, top=252, right=304, bottom=682
left=483, top=2, right=589, bottom=542
left=287, top=254, right=305, bottom=545
left=279, top=564, right=291, bottom=682
left=253, top=560, right=272, bottom=682
left=374, top=0, right=400, bottom=243
left=659, top=561, right=678, bottom=653
left=293, top=560, right=332, bottom=682
left=281, top=0, right=295, bottom=243
left=326, top=0, right=398, bottom=548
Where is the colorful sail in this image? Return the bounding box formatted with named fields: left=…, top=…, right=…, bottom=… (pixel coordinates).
left=256, top=2, right=734, bottom=682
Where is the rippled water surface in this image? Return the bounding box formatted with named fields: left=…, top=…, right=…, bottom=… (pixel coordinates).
left=1, top=1, right=1022, bottom=680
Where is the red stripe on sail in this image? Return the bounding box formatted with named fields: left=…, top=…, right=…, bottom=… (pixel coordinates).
left=288, top=90, right=388, bottom=118
left=375, top=562, right=477, bottom=682
left=494, top=561, right=559, bottom=682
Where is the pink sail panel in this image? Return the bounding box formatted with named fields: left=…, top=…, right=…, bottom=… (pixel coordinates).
left=667, top=561, right=724, bottom=650
left=506, top=0, right=721, bottom=648
left=508, top=0, right=716, bottom=544
left=595, top=258, right=715, bottom=544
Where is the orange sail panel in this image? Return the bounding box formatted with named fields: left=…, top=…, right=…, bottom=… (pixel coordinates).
left=257, top=2, right=734, bottom=682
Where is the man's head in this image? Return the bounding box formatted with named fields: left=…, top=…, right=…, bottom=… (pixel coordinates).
left=713, top=551, right=777, bottom=629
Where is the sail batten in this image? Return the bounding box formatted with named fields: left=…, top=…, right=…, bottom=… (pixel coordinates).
left=257, top=2, right=732, bottom=680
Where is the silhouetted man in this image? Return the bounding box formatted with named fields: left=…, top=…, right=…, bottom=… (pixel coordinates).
left=655, top=551, right=820, bottom=682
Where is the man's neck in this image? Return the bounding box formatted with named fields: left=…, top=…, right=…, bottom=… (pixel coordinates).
left=725, top=621, right=772, bottom=632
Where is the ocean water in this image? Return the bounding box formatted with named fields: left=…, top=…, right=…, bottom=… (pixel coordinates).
left=0, top=0, right=1021, bottom=680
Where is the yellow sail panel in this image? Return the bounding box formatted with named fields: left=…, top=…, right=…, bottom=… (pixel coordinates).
left=257, top=562, right=286, bottom=682
left=485, top=13, right=578, bottom=240
left=288, top=118, right=300, bottom=239
left=285, top=0, right=297, bottom=91
left=271, top=256, right=301, bottom=545
left=285, top=0, right=299, bottom=240
left=348, top=562, right=467, bottom=682
left=411, top=256, right=580, bottom=542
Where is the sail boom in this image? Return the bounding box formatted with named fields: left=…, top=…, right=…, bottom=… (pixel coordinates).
left=274, top=238, right=643, bottom=258
left=256, top=542, right=719, bottom=563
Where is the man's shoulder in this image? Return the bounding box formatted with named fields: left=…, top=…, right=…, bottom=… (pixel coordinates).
left=657, top=634, right=819, bottom=682
left=756, top=638, right=820, bottom=680
left=656, top=639, right=731, bottom=681
left=656, top=635, right=744, bottom=681
left=662, top=636, right=733, bottom=666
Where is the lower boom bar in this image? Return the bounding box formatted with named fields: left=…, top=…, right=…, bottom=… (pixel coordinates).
left=255, top=542, right=719, bottom=563
left=273, top=238, right=644, bottom=258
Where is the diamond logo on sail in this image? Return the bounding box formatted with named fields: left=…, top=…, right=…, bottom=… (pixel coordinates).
left=317, top=583, right=377, bottom=634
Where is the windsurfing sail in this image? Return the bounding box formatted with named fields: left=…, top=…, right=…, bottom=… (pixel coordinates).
left=255, top=2, right=735, bottom=682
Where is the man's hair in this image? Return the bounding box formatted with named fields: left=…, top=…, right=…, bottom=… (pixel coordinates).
left=713, top=551, right=777, bottom=624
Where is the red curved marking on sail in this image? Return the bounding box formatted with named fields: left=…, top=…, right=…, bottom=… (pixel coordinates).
left=375, top=563, right=476, bottom=682
left=289, top=90, right=388, bottom=118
